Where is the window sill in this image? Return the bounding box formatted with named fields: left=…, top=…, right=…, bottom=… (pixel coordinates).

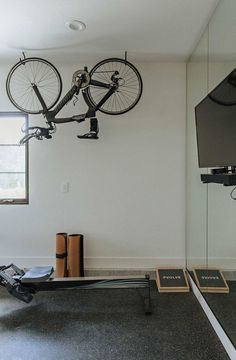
left=0, top=199, right=29, bottom=205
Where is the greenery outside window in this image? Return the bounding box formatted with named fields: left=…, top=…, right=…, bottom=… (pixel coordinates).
left=0, top=112, right=28, bottom=204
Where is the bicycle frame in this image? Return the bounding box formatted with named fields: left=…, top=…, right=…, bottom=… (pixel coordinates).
left=19, top=68, right=119, bottom=143
left=19, top=69, right=119, bottom=143
left=32, top=70, right=118, bottom=126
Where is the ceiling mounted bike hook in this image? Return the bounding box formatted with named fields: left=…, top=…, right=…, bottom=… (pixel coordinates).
left=20, top=51, right=26, bottom=62
left=124, top=51, right=128, bottom=65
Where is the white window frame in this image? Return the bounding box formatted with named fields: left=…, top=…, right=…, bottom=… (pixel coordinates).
left=0, top=112, right=29, bottom=205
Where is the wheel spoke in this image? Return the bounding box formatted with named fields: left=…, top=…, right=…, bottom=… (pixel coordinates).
left=6, top=58, right=62, bottom=114
left=86, top=59, right=142, bottom=114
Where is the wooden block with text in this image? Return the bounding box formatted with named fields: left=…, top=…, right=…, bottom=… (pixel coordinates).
left=193, top=268, right=229, bottom=293
left=156, top=268, right=190, bottom=293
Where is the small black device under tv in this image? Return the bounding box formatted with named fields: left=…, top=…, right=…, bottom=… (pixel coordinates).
left=195, top=68, right=236, bottom=185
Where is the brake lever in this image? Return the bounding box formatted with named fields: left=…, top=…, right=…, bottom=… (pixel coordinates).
left=19, top=133, right=36, bottom=145
left=19, top=126, right=54, bottom=144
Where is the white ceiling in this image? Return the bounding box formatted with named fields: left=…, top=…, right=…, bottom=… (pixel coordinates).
left=0, top=0, right=219, bottom=63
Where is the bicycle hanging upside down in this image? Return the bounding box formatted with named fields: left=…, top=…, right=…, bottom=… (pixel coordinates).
left=6, top=54, right=143, bottom=144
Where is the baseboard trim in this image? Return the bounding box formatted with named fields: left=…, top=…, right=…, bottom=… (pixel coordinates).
left=84, top=256, right=185, bottom=269
left=85, top=269, right=157, bottom=279
left=189, top=273, right=236, bottom=359
left=0, top=256, right=185, bottom=270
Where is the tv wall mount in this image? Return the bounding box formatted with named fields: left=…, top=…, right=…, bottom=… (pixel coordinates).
left=201, top=166, right=236, bottom=186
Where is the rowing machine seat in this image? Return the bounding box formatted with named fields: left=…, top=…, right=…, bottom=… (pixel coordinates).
left=21, top=266, right=54, bottom=283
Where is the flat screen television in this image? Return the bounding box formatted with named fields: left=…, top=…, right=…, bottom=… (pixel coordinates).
left=195, top=68, right=236, bottom=168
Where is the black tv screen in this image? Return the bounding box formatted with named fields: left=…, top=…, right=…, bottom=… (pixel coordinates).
left=195, top=68, right=236, bottom=168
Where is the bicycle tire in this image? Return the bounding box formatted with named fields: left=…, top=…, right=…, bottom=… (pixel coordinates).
left=6, top=57, right=62, bottom=114
left=83, top=58, right=143, bottom=115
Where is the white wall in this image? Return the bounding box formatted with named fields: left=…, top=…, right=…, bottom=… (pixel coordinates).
left=0, top=61, right=186, bottom=270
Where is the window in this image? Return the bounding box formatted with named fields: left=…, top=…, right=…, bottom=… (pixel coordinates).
left=0, top=112, right=28, bottom=204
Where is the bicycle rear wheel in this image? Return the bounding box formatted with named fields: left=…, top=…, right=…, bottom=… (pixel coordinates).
left=83, top=58, right=143, bottom=115
left=6, top=57, right=62, bottom=114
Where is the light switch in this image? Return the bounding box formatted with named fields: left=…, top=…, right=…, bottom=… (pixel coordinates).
left=61, top=182, right=69, bottom=193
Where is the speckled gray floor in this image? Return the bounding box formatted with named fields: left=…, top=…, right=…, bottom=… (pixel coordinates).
left=0, top=282, right=229, bottom=360
left=204, top=281, right=236, bottom=348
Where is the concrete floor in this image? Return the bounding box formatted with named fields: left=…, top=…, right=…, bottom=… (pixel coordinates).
left=0, top=282, right=229, bottom=360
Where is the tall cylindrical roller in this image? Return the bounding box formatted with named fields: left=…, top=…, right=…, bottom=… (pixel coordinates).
left=67, top=234, right=84, bottom=277
left=56, top=233, right=68, bottom=277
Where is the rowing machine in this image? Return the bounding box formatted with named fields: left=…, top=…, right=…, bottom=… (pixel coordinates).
left=0, top=264, right=152, bottom=315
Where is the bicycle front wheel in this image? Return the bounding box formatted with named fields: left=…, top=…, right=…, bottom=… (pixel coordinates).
left=6, top=57, right=62, bottom=114
left=83, top=58, right=143, bottom=115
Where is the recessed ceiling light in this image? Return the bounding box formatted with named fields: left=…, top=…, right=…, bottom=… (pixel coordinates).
left=65, top=20, right=86, bottom=32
